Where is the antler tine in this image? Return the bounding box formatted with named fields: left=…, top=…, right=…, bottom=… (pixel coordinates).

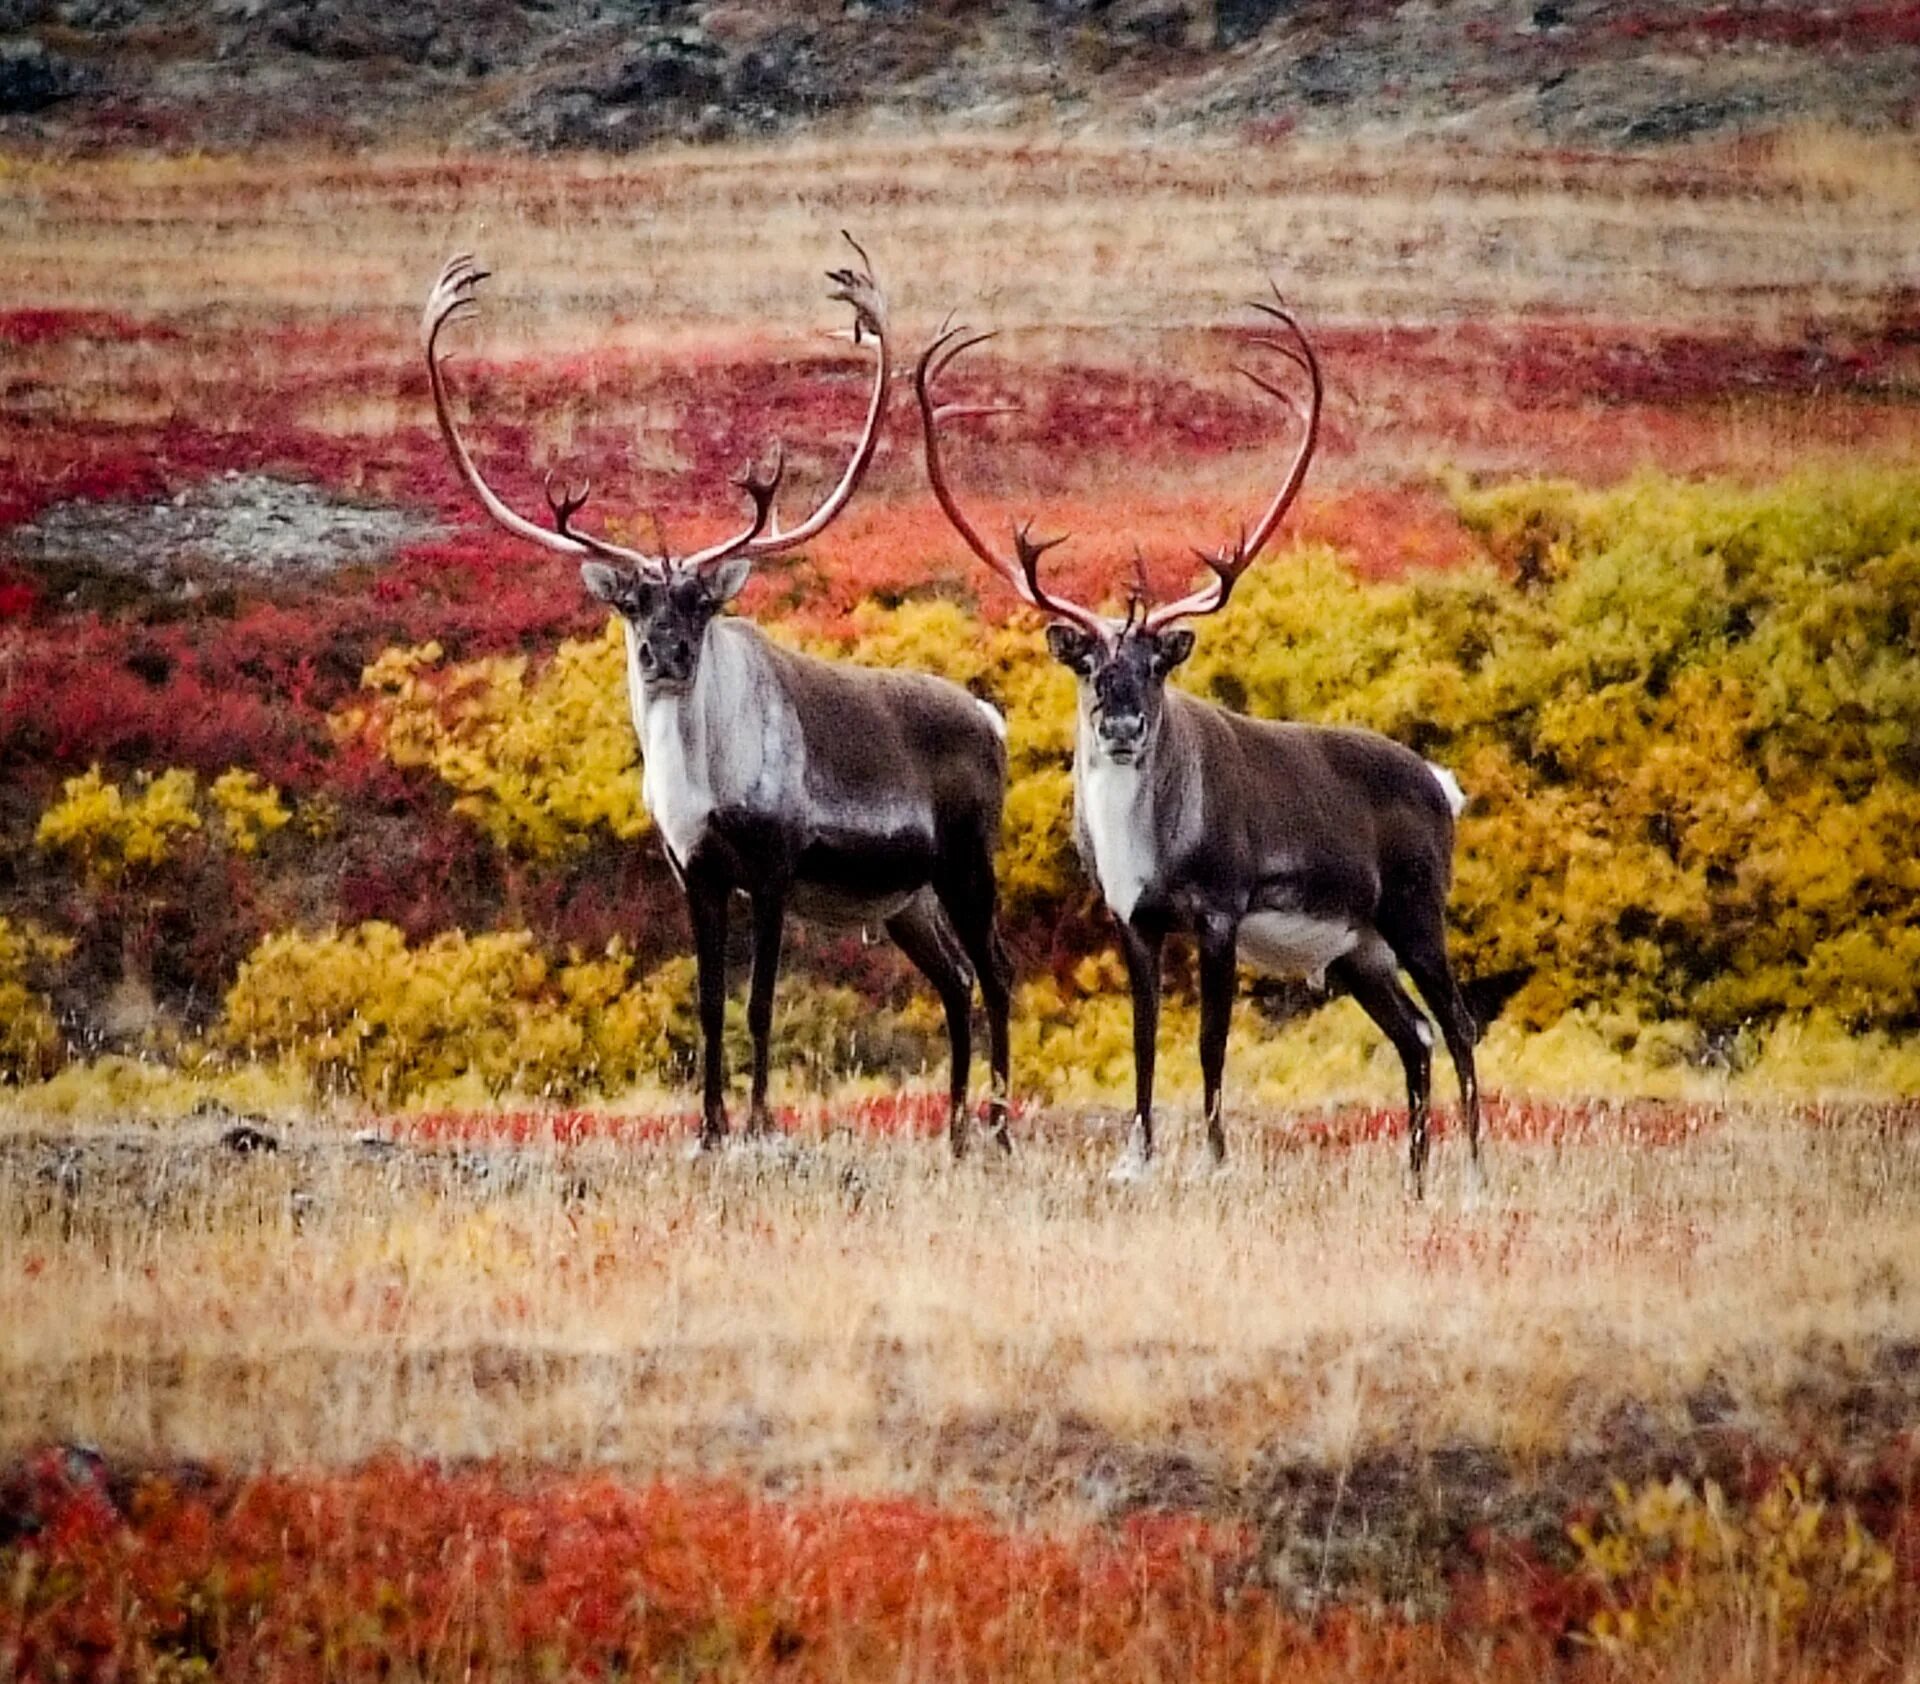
left=1232, top=364, right=1306, bottom=422
left=924, top=326, right=1021, bottom=423
left=825, top=228, right=884, bottom=346
left=930, top=325, right=999, bottom=387
left=1014, top=518, right=1073, bottom=579
left=542, top=471, right=593, bottom=537
left=735, top=442, right=786, bottom=531
left=741, top=237, right=891, bottom=557
left=422, top=255, right=659, bottom=571
left=680, top=442, right=788, bottom=574
left=913, top=315, right=1108, bottom=642
left=1143, top=289, right=1323, bottom=634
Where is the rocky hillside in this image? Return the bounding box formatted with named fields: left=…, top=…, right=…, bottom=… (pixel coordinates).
left=1, top=0, right=1916, bottom=152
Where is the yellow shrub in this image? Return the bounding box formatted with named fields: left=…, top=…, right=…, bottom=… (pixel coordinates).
left=11, top=1052, right=311, bottom=1122
left=218, top=924, right=935, bottom=1105
left=1573, top=1471, right=1892, bottom=1652
left=335, top=628, right=647, bottom=858
left=207, top=768, right=291, bottom=855
left=35, top=764, right=298, bottom=878
left=0, top=916, right=72, bottom=1082
left=333, top=468, right=1920, bottom=1035
left=36, top=766, right=202, bottom=883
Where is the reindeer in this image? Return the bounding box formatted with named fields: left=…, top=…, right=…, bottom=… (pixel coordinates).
left=423, top=243, right=1013, bottom=1155
left=914, top=294, right=1479, bottom=1194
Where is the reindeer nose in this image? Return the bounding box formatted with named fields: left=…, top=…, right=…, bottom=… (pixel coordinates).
left=647, top=638, right=694, bottom=683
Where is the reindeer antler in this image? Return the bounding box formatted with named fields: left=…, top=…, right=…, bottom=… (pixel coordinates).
left=914, top=319, right=1110, bottom=642
left=676, top=445, right=785, bottom=568
left=422, top=255, right=662, bottom=572
left=725, top=231, right=892, bottom=562
left=424, top=240, right=891, bottom=584
left=916, top=288, right=1322, bottom=641
left=543, top=472, right=593, bottom=539
left=1141, top=286, right=1322, bottom=632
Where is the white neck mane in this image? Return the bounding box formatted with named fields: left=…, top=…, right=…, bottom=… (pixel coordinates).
left=626, top=620, right=803, bottom=869
left=1074, top=695, right=1197, bottom=924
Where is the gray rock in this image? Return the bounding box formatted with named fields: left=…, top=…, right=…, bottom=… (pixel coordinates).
left=0, top=40, right=91, bottom=113
left=1213, top=0, right=1293, bottom=47
left=6, top=474, right=436, bottom=590
left=53, top=0, right=140, bottom=27
left=266, top=1, right=439, bottom=64
left=601, top=32, right=725, bottom=108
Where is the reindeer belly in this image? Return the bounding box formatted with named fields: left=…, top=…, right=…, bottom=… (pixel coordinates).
left=788, top=883, right=918, bottom=926
left=1238, top=910, right=1358, bottom=986
left=789, top=821, right=935, bottom=928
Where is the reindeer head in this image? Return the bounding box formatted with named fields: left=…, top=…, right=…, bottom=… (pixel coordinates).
left=573, top=450, right=783, bottom=694
left=1044, top=616, right=1196, bottom=764
left=914, top=287, right=1322, bottom=765
left=579, top=562, right=732, bottom=694
left=422, top=239, right=890, bottom=700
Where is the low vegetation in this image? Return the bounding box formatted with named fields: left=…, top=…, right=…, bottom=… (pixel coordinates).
left=5, top=132, right=1919, bottom=1681
left=5, top=1104, right=1919, bottom=1679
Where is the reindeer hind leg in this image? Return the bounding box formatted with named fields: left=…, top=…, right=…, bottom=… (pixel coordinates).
left=933, top=831, right=1015, bottom=1152
left=1330, top=941, right=1436, bottom=1198
left=887, top=890, right=976, bottom=1158
left=1384, top=901, right=1483, bottom=1185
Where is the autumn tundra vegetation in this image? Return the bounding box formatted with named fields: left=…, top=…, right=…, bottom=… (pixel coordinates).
left=3, top=123, right=1920, bottom=1680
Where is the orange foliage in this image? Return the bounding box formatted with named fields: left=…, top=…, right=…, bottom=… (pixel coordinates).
left=9, top=1447, right=1913, bottom=1681
left=0, top=1451, right=1512, bottom=1684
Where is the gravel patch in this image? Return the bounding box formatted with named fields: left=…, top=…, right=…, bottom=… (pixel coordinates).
left=6, top=472, right=437, bottom=592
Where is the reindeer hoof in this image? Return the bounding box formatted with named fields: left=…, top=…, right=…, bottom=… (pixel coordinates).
left=1107, top=1143, right=1153, bottom=1184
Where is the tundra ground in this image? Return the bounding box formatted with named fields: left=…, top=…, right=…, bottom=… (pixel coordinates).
left=5, top=132, right=1920, bottom=1678
left=4, top=1099, right=1920, bottom=1676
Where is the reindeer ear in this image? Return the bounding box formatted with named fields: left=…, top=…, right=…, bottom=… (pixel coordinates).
left=1154, top=628, right=1197, bottom=672
left=580, top=562, right=624, bottom=605
left=708, top=553, right=754, bottom=606
left=1046, top=623, right=1100, bottom=676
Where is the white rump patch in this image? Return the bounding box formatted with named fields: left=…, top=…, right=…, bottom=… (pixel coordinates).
left=975, top=698, right=1008, bottom=741
left=1426, top=761, right=1467, bottom=817
left=1238, top=911, right=1359, bottom=988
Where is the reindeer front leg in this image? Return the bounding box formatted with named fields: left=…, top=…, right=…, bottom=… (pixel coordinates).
left=1114, top=920, right=1165, bottom=1177
left=685, top=864, right=733, bottom=1151
left=745, top=885, right=787, bottom=1137
left=1196, top=918, right=1238, bottom=1164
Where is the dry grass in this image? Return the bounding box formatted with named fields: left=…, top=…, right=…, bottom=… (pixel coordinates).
left=3, top=135, right=1911, bottom=331
left=4, top=1102, right=1916, bottom=1512
left=7, top=130, right=1917, bottom=593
